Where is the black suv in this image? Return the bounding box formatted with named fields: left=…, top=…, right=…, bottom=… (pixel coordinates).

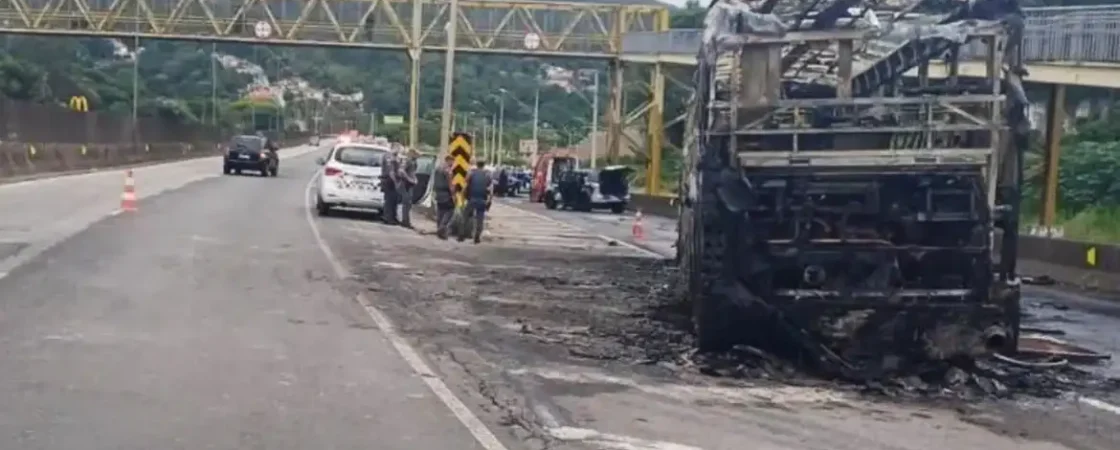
left=223, top=135, right=278, bottom=177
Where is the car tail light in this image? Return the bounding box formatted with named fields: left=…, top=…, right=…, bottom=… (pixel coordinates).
left=324, top=167, right=343, bottom=177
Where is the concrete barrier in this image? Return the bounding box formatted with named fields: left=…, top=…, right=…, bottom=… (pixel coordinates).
left=0, top=137, right=308, bottom=182
left=629, top=193, right=1120, bottom=291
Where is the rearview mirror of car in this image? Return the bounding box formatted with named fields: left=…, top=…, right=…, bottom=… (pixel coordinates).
left=316, top=157, right=326, bottom=166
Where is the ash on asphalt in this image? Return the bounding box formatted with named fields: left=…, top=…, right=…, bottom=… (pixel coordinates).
left=331, top=224, right=1120, bottom=411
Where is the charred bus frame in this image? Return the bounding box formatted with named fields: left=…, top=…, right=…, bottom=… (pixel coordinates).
left=688, top=17, right=1024, bottom=378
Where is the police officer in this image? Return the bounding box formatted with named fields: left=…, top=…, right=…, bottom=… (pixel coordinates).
left=460, top=160, right=493, bottom=244
left=381, top=150, right=400, bottom=225
left=398, top=148, right=420, bottom=229
left=432, top=155, right=456, bottom=239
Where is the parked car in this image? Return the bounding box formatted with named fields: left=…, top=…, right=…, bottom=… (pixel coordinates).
left=223, top=135, right=278, bottom=177
left=315, top=142, right=391, bottom=217
left=545, top=166, right=632, bottom=213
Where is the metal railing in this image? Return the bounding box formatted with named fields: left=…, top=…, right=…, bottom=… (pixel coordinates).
left=624, top=5, right=1120, bottom=65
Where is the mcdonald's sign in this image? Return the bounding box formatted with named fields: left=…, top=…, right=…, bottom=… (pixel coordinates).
left=68, top=96, right=88, bottom=112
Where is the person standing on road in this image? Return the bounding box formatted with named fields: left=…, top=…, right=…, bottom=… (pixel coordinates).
left=461, top=160, right=493, bottom=244
left=433, top=155, right=456, bottom=239
left=398, top=148, right=420, bottom=229
left=381, top=150, right=400, bottom=225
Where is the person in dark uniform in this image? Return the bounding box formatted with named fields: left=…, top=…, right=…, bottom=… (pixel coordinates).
left=381, top=150, right=400, bottom=225
left=497, top=168, right=511, bottom=197
left=398, top=148, right=420, bottom=229
left=433, top=155, right=456, bottom=239
left=461, top=160, right=493, bottom=244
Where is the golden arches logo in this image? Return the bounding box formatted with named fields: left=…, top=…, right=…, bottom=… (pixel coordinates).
left=68, top=96, right=89, bottom=112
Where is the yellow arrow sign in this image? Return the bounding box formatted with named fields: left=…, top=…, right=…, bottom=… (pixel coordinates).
left=1087, top=246, right=1098, bottom=267
left=448, top=132, right=474, bottom=205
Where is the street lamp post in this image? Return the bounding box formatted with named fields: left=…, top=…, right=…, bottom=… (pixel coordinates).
left=481, top=117, right=489, bottom=163
left=497, top=89, right=506, bottom=166
left=491, top=113, right=498, bottom=165
left=589, top=72, right=600, bottom=169
left=210, top=43, right=218, bottom=127
left=438, top=0, right=460, bottom=154
left=132, top=45, right=145, bottom=125
left=575, top=69, right=601, bottom=168
left=532, top=86, right=540, bottom=164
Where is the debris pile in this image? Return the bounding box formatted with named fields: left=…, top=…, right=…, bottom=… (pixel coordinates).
left=514, top=256, right=1119, bottom=402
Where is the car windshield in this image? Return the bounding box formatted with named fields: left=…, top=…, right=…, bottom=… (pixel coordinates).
left=415, top=155, right=435, bottom=174
left=231, top=136, right=263, bottom=152
left=334, top=146, right=388, bottom=167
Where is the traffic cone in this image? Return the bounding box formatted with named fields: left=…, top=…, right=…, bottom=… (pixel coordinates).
left=632, top=210, right=644, bottom=240
left=120, top=170, right=137, bottom=212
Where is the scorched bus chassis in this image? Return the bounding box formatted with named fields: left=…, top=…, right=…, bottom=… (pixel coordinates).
left=677, top=1, right=1030, bottom=380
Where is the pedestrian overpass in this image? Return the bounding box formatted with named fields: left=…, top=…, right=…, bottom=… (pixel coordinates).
left=621, top=5, right=1120, bottom=89
left=618, top=5, right=1120, bottom=226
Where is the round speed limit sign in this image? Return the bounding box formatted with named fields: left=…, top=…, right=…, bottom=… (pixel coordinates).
left=253, top=20, right=272, bottom=39
left=523, top=32, right=541, bottom=50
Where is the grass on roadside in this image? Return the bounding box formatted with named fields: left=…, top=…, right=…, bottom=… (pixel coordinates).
left=1049, top=206, right=1120, bottom=244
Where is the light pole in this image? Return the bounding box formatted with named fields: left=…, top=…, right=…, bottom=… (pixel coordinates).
left=532, top=85, right=540, bottom=163
left=586, top=71, right=600, bottom=168
left=210, top=43, right=218, bottom=127
left=491, top=113, right=498, bottom=165
left=132, top=45, right=145, bottom=125
left=438, top=0, right=459, bottom=154
left=131, top=0, right=141, bottom=127
left=497, top=89, right=506, bottom=166
left=481, top=117, right=489, bottom=163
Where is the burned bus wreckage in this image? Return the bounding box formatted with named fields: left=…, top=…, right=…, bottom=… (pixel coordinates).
left=676, top=0, right=1031, bottom=379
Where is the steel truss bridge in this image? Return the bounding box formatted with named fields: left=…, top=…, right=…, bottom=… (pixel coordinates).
left=0, top=0, right=670, bottom=166
left=1, top=2, right=1119, bottom=194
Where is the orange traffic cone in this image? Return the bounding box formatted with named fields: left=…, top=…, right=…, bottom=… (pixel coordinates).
left=120, top=170, right=137, bottom=212
left=632, top=210, right=644, bottom=240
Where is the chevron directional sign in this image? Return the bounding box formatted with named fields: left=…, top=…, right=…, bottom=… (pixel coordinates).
left=449, top=132, right=473, bottom=205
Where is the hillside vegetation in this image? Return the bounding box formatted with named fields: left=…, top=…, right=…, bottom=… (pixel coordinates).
left=0, top=2, right=706, bottom=153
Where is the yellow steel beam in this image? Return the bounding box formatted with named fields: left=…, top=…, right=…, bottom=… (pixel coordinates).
left=1040, top=84, right=1066, bottom=228
left=620, top=63, right=690, bottom=194
left=644, top=62, right=664, bottom=195
left=0, top=0, right=667, bottom=59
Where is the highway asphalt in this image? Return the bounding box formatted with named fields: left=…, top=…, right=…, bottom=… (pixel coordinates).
left=0, top=145, right=488, bottom=449
left=2, top=147, right=1119, bottom=449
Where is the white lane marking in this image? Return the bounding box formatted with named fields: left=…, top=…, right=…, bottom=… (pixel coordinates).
left=502, top=204, right=665, bottom=259
left=1079, top=396, right=1120, bottom=416
left=547, top=426, right=704, bottom=450
left=302, top=173, right=510, bottom=450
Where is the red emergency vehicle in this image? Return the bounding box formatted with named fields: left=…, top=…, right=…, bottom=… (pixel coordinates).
left=530, top=150, right=579, bottom=203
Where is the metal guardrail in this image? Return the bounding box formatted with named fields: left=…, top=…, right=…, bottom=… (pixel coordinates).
left=624, top=5, right=1120, bottom=64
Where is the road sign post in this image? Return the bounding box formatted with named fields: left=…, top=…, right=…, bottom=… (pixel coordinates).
left=449, top=132, right=473, bottom=207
